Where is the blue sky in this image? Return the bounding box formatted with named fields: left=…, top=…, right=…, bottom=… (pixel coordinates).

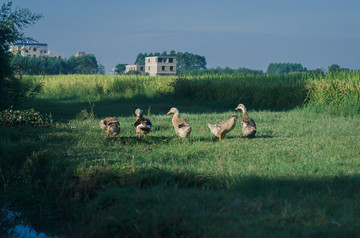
left=9, top=0, right=360, bottom=73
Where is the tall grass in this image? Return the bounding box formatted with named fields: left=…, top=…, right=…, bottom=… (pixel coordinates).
left=23, top=72, right=360, bottom=115
left=27, top=74, right=176, bottom=101
left=306, top=72, right=360, bottom=116
left=173, top=74, right=308, bottom=109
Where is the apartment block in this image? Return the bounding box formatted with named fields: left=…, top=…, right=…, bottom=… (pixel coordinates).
left=145, top=56, right=177, bottom=76
left=10, top=43, right=64, bottom=59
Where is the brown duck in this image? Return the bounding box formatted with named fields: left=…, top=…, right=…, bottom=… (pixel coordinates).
left=167, top=107, right=192, bottom=140
left=134, top=108, right=152, bottom=138
left=208, top=115, right=238, bottom=140
left=99, top=117, right=120, bottom=139
left=235, top=104, right=256, bottom=137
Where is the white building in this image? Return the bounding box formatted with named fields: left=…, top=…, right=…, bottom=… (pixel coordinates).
left=125, top=64, right=145, bottom=74
left=10, top=43, right=64, bottom=59
left=145, top=56, right=177, bottom=76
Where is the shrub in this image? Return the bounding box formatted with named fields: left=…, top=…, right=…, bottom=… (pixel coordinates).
left=0, top=108, right=53, bottom=128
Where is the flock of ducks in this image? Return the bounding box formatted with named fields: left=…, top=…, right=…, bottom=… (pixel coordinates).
left=99, top=104, right=256, bottom=141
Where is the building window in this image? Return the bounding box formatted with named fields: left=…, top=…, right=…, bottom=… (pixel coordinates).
left=140, top=66, right=143, bottom=71
left=158, top=58, right=162, bottom=63
left=170, top=66, right=174, bottom=71
left=148, top=59, right=150, bottom=63
left=162, top=66, right=166, bottom=71
left=148, top=67, right=150, bottom=71
left=169, top=58, right=173, bottom=63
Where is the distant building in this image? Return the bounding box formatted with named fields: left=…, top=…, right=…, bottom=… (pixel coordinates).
left=10, top=43, right=64, bottom=59
left=125, top=64, right=145, bottom=74
left=74, top=51, right=94, bottom=57
left=75, top=51, right=86, bottom=57
left=145, top=56, right=176, bottom=76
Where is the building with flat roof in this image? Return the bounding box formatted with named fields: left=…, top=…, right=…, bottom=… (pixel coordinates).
left=125, top=64, right=145, bottom=74
left=145, top=56, right=176, bottom=76
left=10, top=43, right=64, bottom=59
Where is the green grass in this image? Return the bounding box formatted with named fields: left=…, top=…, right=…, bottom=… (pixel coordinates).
left=1, top=103, right=360, bottom=237
left=1, top=73, right=360, bottom=236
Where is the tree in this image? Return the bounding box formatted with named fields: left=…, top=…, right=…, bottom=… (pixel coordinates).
left=134, top=53, right=146, bottom=65
left=0, top=2, right=42, bottom=109
left=267, top=63, right=307, bottom=74
left=97, top=63, right=105, bottom=74
left=328, top=64, right=340, bottom=73
left=67, top=55, right=98, bottom=74
left=115, top=64, right=127, bottom=74
left=176, top=52, right=207, bottom=71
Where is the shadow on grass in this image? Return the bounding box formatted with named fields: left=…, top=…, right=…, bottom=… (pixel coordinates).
left=3, top=157, right=360, bottom=237
left=78, top=168, right=360, bottom=237
left=21, top=95, right=301, bottom=123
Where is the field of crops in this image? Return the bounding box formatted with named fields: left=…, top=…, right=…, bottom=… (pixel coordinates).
left=26, top=72, right=360, bottom=115
left=1, top=73, right=360, bottom=237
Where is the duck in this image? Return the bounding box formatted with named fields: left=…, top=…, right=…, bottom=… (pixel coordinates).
left=134, top=108, right=152, bottom=138
left=167, top=107, right=192, bottom=140
left=208, top=115, right=238, bottom=140
left=99, top=117, right=120, bottom=139
left=235, top=104, right=257, bottom=137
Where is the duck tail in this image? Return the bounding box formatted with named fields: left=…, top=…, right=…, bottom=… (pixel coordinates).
left=99, top=120, right=106, bottom=129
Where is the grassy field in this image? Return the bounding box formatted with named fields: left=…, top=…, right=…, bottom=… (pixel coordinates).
left=1, top=73, right=360, bottom=237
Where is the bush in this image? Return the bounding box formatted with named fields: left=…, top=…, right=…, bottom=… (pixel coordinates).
left=0, top=108, right=53, bottom=128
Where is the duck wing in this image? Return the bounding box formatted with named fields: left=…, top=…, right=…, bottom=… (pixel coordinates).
left=208, top=123, right=221, bottom=136
left=174, top=117, right=189, bottom=129
left=242, top=116, right=256, bottom=129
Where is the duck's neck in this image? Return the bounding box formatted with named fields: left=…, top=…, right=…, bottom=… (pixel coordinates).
left=242, top=108, right=248, bottom=117
left=172, top=112, right=180, bottom=120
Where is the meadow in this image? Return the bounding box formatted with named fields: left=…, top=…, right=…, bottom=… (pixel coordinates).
left=1, top=73, right=360, bottom=237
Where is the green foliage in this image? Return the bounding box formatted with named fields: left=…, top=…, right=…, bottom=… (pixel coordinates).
left=97, top=64, right=105, bottom=75
left=328, top=64, right=350, bottom=73
left=0, top=108, right=53, bottom=127
left=66, top=55, right=99, bottom=74
left=114, top=64, right=127, bottom=74
left=176, top=51, right=207, bottom=71
left=0, top=2, right=42, bottom=109
left=328, top=64, right=341, bottom=73
left=2, top=75, right=41, bottom=107
left=11, top=54, right=68, bottom=75
left=179, top=66, right=263, bottom=75
left=267, top=63, right=307, bottom=74
left=11, top=54, right=101, bottom=75
left=0, top=2, right=42, bottom=77
left=126, top=70, right=141, bottom=75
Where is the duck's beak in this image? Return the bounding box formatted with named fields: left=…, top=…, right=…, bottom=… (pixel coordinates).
left=167, top=110, right=171, bottom=115
left=235, top=106, right=239, bottom=110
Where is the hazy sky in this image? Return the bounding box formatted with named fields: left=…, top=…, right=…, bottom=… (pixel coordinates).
left=9, top=0, right=360, bottom=73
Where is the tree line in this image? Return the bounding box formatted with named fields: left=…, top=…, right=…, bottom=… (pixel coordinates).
left=10, top=54, right=104, bottom=75
left=267, top=63, right=352, bottom=74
